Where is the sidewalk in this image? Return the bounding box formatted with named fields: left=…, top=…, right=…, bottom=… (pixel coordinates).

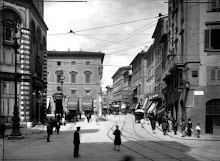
left=155, top=123, right=220, bottom=141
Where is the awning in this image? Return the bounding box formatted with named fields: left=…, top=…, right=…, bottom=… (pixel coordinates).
left=145, top=101, right=152, bottom=111
left=82, top=102, right=92, bottom=111
left=130, top=103, right=137, bottom=109
left=67, top=102, right=78, bottom=110
left=46, top=97, right=51, bottom=109
left=135, top=109, right=144, bottom=113
left=135, top=103, right=139, bottom=110
left=157, top=107, right=165, bottom=114
left=156, top=105, right=164, bottom=114
left=147, top=102, right=158, bottom=113
left=142, top=98, right=149, bottom=110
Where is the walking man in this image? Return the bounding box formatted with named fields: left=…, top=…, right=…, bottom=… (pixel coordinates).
left=46, top=122, right=51, bottom=142
left=0, top=121, right=6, bottom=138
left=181, top=119, right=186, bottom=137
left=73, top=126, right=81, bottom=158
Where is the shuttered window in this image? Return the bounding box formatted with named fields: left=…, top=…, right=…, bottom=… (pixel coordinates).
left=204, top=30, right=210, bottom=50
left=211, top=68, right=220, bottom=81
left=71, top=75, right=76, bottom=83
left=204, top=29, right=220, bottom=51
left=209, top=0, right=220, bottom=11
left=217, top=70, right=220, bottom=80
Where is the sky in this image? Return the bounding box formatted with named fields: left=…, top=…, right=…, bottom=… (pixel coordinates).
left=44, top=0, right=167, bottom=90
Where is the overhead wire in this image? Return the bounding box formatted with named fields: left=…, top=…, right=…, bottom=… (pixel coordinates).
left=73, top=33, right=142, bottom=49
left=46, top=1, right=208, bottom=69
left=86, top=20, right=158, bottom=51
left=48, top=15, right=164, bottom=36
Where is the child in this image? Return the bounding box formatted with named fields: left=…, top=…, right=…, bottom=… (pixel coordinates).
left=195, top=123, right=201, bottom=138
left=141, top=118, right=144, bottom=128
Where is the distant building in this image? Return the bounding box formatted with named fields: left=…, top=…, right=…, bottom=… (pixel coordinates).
left=0, top=0, right=48, bottom=124
left=106, top=85, right=113, bottom=110
left=111, top=66, right=132, bottom=109
left=47, top=51, right=105, bottom=116
left=130, top=52, right=148, bottom=110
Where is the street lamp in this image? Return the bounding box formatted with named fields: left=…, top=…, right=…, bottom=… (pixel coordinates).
left=9, top=22, right=23, bottom=139
left=60, top=73, right=65, bottom=116
left=37, top=91, right=46, bottom=125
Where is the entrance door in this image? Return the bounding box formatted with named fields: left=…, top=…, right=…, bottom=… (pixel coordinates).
left=206, top=99, right=220, bottom=134
left=205, top=115, right=213, bottom=134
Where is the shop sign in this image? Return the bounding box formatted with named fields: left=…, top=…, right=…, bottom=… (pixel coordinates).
left=194, top=90, right=204, bottom=95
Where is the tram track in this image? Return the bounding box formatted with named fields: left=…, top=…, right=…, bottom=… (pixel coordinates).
left=124, top=114, right=220, bottom=161
left=107, top=115, right=188, bottom=161
left=107, top=115, right=155, bottom=160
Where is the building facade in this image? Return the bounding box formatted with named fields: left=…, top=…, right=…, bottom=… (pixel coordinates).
left=130, top=52, right=148, bottom=109
left=47, top=51, right=105, bottom=116
left=111, top=66, right=132, bottom=108
left=162, top=0, right=220, bottom=134
left=0, top=0, right=48, bottom=125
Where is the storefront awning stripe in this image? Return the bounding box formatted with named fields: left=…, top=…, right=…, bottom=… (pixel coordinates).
left=46, top=97, right=51, bottom=109
left=147, top=102, right=158, bottom=113
left=142, top=98, right=148, bottom=110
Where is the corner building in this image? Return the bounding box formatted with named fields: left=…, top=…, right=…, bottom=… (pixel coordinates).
left=162, top=0, right=220, bottom=134
left=0, top=0, right=48, bottom=125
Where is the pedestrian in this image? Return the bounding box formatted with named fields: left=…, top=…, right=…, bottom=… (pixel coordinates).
left=56, top=119, right=60, bottom=134
left=195, top=123, right=201, bottom=138
left=173, top=119, right=178, bottom=135
left=46, top=122, right=51, bottom=142
left=79, top=112, right=81, bottom=120
left=49, top=118, right=54, bottom=135
left=113, top=125, right=121, bottom=151
left=162, top=119, right=169, bottom=135
left=87, top=113, right=90, bottom=123
left=61, top=116, right=66, bottom=126
left=0, top=121, right=6, bottom=138
left=181, top=119, right=186, bottom=137
left=168, top=118, right=173, bottom=132
left=73, top=126, right=81, bottom=158
left=96, top=114, right=99, bottom=124
left=141, top=118, right=144, bottom=128
left=187, top=119, right=192, bottom=136
left=149, top=112, right=156, bottom=133
left=158, top=114, right=162, bottom=127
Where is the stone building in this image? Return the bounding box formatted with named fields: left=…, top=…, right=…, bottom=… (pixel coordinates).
left=0, top=0, right=48, bottom=125
left=145, top=16, right=168, bottom=114
left=111, top=66, right=132, bottom=109
left=47, top=51, right=104, bottom=116
left=130, top=52, right=148, bottom=110
left=162, top=0, right=220, bottom=134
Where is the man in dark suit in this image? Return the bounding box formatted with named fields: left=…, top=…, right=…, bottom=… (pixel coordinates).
left=73, top=126, right=81, bottom=158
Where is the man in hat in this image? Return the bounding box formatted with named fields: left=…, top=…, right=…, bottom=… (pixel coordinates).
left=73, top=126, right=81, bottom=158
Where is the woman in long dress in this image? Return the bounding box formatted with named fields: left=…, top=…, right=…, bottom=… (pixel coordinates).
left=113, top=125, right=121, bottom=151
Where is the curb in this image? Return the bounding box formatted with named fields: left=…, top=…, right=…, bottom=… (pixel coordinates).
left=156, top=125, right=220, bottom=141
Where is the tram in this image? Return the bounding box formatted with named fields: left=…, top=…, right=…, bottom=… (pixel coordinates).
left=134, top=109, right=144, bottom=123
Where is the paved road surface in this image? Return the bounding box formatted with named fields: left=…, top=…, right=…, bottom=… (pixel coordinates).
left=0, top=114, right=220, bottom=161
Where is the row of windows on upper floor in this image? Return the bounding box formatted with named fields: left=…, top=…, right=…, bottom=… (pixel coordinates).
left=56, top=61, right=91, bottom=66
left=54, top=71, right=92, bottom=84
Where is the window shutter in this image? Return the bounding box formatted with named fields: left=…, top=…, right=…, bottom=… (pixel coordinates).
left=211, top=69, right=216, bottom=81
left=217, top=69, right=220, bottom=80
left=204, top=30, right=210, bottom=50
left=211, top=0, right=217, bottom=9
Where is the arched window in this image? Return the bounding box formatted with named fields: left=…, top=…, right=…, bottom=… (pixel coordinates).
left=69, top=71, right=78, bottom=83
left=84, top=71, right=92, bottom=83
